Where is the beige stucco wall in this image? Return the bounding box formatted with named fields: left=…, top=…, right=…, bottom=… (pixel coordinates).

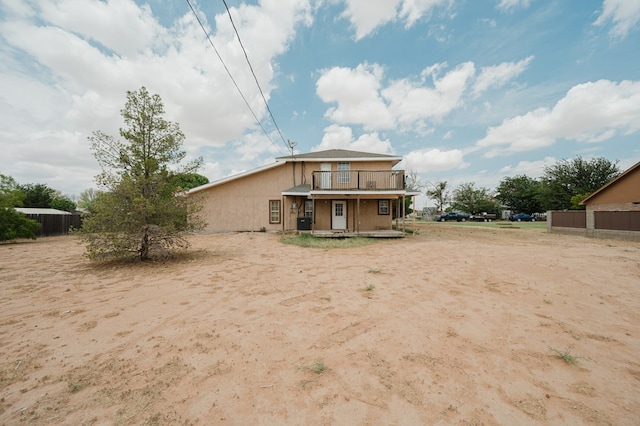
left=197, top=163, right=292, bottom=233
left=195, top=159, right=401, bottom=233
left=585, top=169, right=640, bottom=205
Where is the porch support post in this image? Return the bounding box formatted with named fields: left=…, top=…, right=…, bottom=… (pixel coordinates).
left=402, top=195, right=406, bottom=232
left=282, top=195, right=286, bottom=233
left=395, top=196, right=399, bottom=230
left=311, top=196, right=315, bottom=235
left=356, top=197, right=360, bottom=235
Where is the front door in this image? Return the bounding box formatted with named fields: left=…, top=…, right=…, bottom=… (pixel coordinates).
left=332, top=200, right=347, bottom=230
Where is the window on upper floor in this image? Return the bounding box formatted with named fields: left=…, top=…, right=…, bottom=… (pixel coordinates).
left=337, top=162, right=350, bottom=184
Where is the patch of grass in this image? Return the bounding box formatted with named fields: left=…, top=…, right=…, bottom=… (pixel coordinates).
left=280, top=233, right=378, bottom=249
left=303, top=359, right=326, bottom=374
left=550, top=346, right=582, bottom=365
left=69, top=383, right=84, bottom=393
left=368, top=268, right=381, bottom=274
left=365, top=284, right=375, bottom=291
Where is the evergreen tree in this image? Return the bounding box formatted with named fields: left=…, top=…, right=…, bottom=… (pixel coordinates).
left=79, top=87, right=205, bottom=260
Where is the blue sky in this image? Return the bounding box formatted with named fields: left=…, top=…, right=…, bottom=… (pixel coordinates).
left=1, top=0, right=639, bottom=206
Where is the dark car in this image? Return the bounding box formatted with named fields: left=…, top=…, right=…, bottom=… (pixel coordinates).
left=436, top=212, right=469, bottom=222
left=509, top=213, right=536, bottom=222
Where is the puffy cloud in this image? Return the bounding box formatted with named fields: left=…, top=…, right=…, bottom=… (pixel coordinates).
left=499, top=157, right=557, bottom=178
left=314, top=125, right=393, bottom=154
left=339, top=0, right=451, bottom=40
left=316, top=63, right=394, bottom=130
left=477, top=80, right=640, bottom=157
left=340, top=0, right=401, bottom=40
left=403, top=148, right=467, bottom=172
left=39, top=0, right=164, bottom=58
left=0, top=0, right=312, bottom=194
left=594, top=0, right=640, bottom=38
left=316, top=61, right=475, bottom=131
left=384, top=61, right=475, bottom=126
left=472, top=56, right=533, bottom=97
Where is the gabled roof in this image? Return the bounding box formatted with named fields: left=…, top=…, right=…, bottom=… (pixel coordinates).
left=277, top=149, right=402, bottom=165
left=187, top=162, right=285, bottom=195
left=580, top=160, right=640, bottom=205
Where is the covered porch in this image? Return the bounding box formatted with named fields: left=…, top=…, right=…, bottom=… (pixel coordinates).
left=281, top=176, right=415, bottom=237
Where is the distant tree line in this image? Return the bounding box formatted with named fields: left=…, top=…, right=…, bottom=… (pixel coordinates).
left=418, top=156, right=620, bottom=216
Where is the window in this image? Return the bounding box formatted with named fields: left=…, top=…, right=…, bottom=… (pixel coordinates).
left=378, top=199, right=390, bottom=215
left=269, top=200, right=281, bottom=224
left=304, top=200, right=313, bottom=217
left=337, top=162, right=350, bottom=184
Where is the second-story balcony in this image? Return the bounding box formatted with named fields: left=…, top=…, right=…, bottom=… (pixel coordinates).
left=311, top=170, right=405, bottom=191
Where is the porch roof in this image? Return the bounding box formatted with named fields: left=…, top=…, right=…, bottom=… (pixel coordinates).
left=282, top=184, right=311, bottom=196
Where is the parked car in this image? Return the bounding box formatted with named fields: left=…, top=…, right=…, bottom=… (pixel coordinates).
left=469, top=212, right=497, bottom=222
left=509, top=213, right=536, bottom=222
left=436, top=212, right=469, bottom=222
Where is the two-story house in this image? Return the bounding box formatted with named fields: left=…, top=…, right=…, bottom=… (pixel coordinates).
left=188, top=149, right=415, bottom=236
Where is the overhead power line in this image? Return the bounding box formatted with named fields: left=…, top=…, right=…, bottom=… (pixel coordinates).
left=221, top=0, right=291, bottom=155
left=185, top=0, right=286, bottom=155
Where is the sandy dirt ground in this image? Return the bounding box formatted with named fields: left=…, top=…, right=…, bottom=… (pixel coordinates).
left=1, top=224, right=639, bottom=425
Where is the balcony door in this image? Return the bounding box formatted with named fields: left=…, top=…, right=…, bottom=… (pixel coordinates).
left=320, top=163, right=331, bottom=189
left=332, top=200, right=347, bottom=230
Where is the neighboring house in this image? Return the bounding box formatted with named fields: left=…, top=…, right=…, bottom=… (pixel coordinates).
left=577, top=160, right=640, bottom=241
left=188, top=149, right=416, bottom=236
left=549, top=161, right=640, bottom=241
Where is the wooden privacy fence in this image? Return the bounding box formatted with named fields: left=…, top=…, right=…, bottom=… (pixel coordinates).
left=23, top=213, right=83, bottom=237
left=549, top=211, right=586, bottom=228
left=595, top=211, right=640, bottom=231
left=549, top=210, right=640, bottom=241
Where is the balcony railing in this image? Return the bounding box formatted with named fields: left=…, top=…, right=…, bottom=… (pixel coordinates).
left=311, top=170, right=405, bottom=191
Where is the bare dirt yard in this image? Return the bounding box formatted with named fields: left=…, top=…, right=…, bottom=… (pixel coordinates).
left=1, top=224, right=639, bottom=425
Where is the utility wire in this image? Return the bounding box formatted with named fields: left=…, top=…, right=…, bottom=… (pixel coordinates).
left=221, top=0, right=293, bottom=157
left=185, top=0, right=286, bottom=155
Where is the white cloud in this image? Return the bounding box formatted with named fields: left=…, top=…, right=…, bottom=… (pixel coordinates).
left=384, top=62, right=475, bottom=126
left=316, top=61, right=475, bottom=131
left=340, top=0, right=401, bottom=40
left=472, top=56, right=533, bottom=97
left=0, top=0, right=312, bottom=194
left=499, top=157, right=557, bottom=178
left=477, top=79, right=640, bottom=157
left=399, top=0, right=453, bottom=28
left=339, top=0, right=451, bottom=40
left=39, top=0, right=164, bottom=58
left=403, top=148, right=467, bottom=172
left=314, top=124, right=393, bottom=154
left=594, top=0, right=640, bottom=38
left=496, top=0, right=532, bottom=12
left=316, top=63, right=394, bottom=130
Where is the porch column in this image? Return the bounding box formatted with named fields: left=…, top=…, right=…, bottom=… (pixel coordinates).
left=395, top=196, right=399, bottom=230
left=356, top=197, right=360, bottom=235
left=402, top=195, right=406, bottom=232
left=311, top=197, right=315, bottom=235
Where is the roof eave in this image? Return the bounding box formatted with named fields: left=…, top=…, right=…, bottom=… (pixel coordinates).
left=187, top=161, right=285, bottom=195
left=580, top=160, right=640, bottom=205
